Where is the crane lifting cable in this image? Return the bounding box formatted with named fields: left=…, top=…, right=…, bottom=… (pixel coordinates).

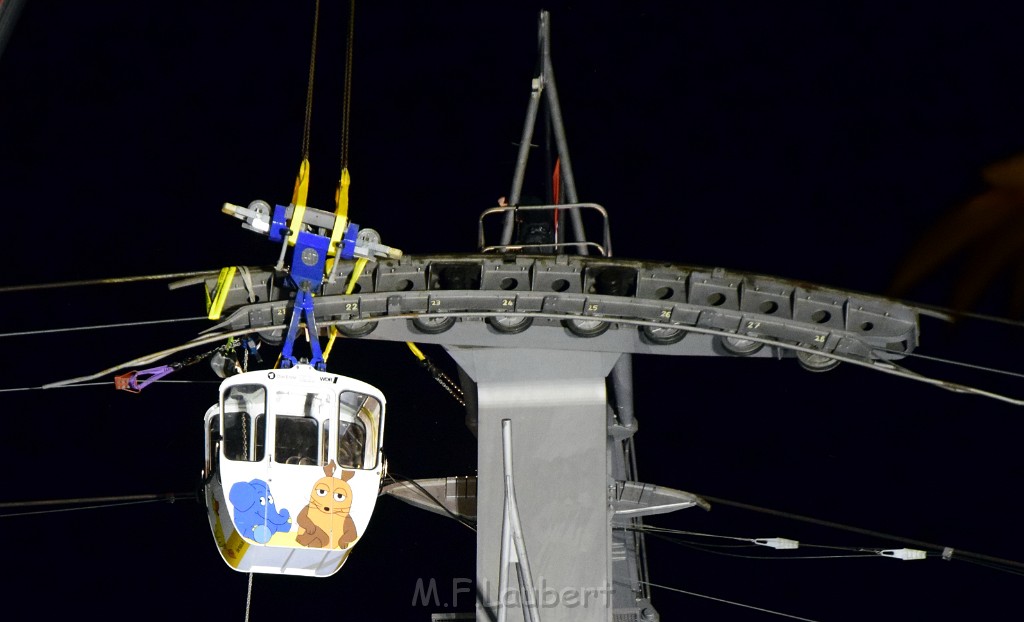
left=335, top=0, right=356, bottom=219
left=292, top=0, right=320, bottom=209
left=213, top=0, right=405, bottom=373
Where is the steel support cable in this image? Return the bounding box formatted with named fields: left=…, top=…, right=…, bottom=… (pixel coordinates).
left=872, top=345, right=1024, bottom=382
left=627, top=526, right=932, bottom=559
left=36, top=310, right=1024, bottom=407
left=692, top=493, right=1024, bottom=574
left=385, top=471, right=476, bottom=533
left=0, top=380, right=218, bottom=393
left=0, top=492, right=192, bottom=518
left=5, top=288, right=985, bottom=398
left=629, top=526, right=872, bottom=554
left=301, top=0, right=320, bottom=161
left=0, top=270, right=218, bottom=294
left=0, top=315, right=208, bottom=339
left=640, top=580, right=821, bottom=622
left=244, top=573, right=254, bottom=622
left=646, top=533, right=880, bottom=560
left=339, top=0, right=355, bottom=172
left=648, top=530, right=1024, bottom=575
left=41, top=325, right=262, bottom=389
left=909, top=301, right=1024, bottom=327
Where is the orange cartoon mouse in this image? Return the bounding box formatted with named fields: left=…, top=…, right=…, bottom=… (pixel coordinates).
left=296, top=460, right=358, bottom=549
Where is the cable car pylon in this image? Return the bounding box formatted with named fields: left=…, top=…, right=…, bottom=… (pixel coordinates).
left=188, top=10, right=922, bottom=620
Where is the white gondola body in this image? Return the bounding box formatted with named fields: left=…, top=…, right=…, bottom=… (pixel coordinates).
left=202, top=365, right=385, bottom=577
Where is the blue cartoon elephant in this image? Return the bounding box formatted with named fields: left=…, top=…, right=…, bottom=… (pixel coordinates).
left=229, top=479, right=291, bottom=544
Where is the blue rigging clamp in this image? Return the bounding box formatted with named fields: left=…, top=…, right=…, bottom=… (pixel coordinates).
left=222, top=200, right=402, bottom=370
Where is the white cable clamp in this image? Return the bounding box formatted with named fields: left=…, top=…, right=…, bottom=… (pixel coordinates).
left=754, top=537, right=799, bottom=550
left=880, top=548, right=927, bottom=560
left=222, top=201, right=271, bottom=233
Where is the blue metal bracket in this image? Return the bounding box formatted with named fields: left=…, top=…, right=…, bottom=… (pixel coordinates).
left=222, top=198, right=401, bottom=371
left=277, top=218, right=332, bottom=370
left=289, top=230, right=331, bottom=288
left=280, top=286, right=326, bottom=370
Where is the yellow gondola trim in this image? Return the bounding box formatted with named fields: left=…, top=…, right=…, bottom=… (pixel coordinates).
left=213, top=503, right=249, bottom=568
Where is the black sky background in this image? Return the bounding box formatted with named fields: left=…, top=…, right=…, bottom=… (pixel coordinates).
left=3, top=2, right=1024, bottom=620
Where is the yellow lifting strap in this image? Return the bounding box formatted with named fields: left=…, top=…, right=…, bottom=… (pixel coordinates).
left=208, top=266, right=238, bottom=320
left=326, top=168, right=351, bottom=257
left=335, top=167, right=351, bottom=218
left=406, top=341, right=427, bottom=361
left=292, top=158, right=311, bottom=208
left=345, top=257, right=368, bottom=295
left=323, top=326, right=340, bottom=362
left=324, top=256, right=369, bottom=363
left=288, top=159, right=311, bottom=246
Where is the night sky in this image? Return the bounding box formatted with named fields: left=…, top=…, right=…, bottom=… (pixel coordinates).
left=3, top=2, right=1024, bottom=620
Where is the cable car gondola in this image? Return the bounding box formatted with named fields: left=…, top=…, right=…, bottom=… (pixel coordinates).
left=202, top=364, right=386, bottom=577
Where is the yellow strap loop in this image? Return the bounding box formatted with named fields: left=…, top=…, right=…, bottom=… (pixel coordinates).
left=328, top=214, right=348, bottom=257
left=335, top=167, right=351, bottom=218
left=288, top=159, right=311, bottom=246
left=345, top=257, right=368, bottom=295
left=325, top=255, right=369, bottom=363
left=292, top=158, right=311, bottom=207
left=208, top=267, right=237, bottom=320
left=323, top=326, right=340, bottom=362
left=406, top=342, right=426, bottom=361
left=288, top=203, right=307, bottom=246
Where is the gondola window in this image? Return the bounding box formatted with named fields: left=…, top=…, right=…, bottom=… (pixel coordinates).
left=222, top=384, right=267, bottom=462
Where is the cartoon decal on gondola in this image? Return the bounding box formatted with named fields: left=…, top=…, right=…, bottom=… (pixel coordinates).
left=296, top=460, right=358, bottom=549
left=229, top=479, right=292, bottom=544
left=203, top=366, right=386, bottom=575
